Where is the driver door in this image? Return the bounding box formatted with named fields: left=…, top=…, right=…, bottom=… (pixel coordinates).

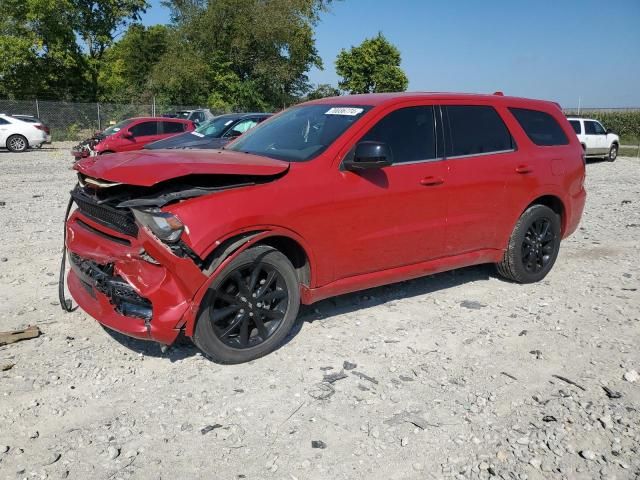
left=329, top=105, right=449, bottom=279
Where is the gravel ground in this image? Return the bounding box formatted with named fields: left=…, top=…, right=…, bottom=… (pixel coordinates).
left=0, top=143, right=639, bottom=480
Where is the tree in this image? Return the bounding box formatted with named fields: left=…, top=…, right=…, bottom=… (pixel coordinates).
left=163, top=0, right=333, bottom=110
left=306, top=83, right=340, bottom=100
left=0, top=0, right=147, bottom=100
left=335, top=33, right=408, bottom=94
left=99, top=24, right=170, bottom=102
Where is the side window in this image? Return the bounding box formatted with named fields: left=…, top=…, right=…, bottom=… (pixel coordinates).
left=509, top=108, right=569, bottom=146
left=0, top=118, right=9, bottom=125
left=444, top=105, right=514, bottom=157
left=360, top=106, right=436, bottom=163
left=129, top=121, right=158, bottom=137
left=569, top=120, right=582, bottom=135
left=592, top=122, right=606, bottom=135
left=225, top=119, right=258, bottom=137
left=162, top=121, right=185, bottom=134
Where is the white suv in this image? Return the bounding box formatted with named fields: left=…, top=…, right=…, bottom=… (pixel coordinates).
left=567, top=117, right=620, bottom=162
left=0, top=114, right=48, bottom=152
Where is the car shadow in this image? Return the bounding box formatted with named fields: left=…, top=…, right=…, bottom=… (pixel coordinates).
left=101, top=263, right=495, bottom=362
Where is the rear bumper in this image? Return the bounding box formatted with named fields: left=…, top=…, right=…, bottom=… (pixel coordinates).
left=564, top=187, right=586, bottom=238
left=65, top=212, right=207, bottom=344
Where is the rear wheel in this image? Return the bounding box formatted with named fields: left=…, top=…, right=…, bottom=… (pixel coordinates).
left=496, top=205, right=561, bottom=283
left=193, top=245, right=300, bottom=364
left=607, top=144, right=618, bottom=162
left=7, top=135, right=28, bottom=153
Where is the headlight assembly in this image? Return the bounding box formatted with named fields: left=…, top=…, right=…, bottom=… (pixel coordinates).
left=132, top=209, right=184, bottom=243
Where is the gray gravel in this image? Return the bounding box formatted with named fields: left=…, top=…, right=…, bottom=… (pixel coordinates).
left=1, top=144, right=639, bottom=479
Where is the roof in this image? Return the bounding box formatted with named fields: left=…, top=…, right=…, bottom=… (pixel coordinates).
left=303, top=92, right=561, bottom=110
left=566, top=116, right=600, bottom=122
left=128, top=116, right=193, bottom=123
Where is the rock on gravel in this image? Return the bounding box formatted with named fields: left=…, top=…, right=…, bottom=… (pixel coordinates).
left=623, top=370, right=639, bottom=382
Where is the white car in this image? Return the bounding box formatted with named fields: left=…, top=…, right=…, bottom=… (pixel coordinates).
left=567, top=117, right=619, bottom=162
left=0, top=114, right=48, bottom=152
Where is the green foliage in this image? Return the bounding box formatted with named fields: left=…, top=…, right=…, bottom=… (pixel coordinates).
left=335, top=32, right=408, bottom=94
left=0, top=0, right=147, bottom=101
left=568, top=111, right=640, bottom=143
left=306, top=84, right=340, bottom=100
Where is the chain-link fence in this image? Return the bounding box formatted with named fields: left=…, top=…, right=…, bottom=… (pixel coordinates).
left=0, top=99, right=207, bottom=141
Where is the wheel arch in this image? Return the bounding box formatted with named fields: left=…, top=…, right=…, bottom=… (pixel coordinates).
left=524, top=194, right=566, bottom=235
left=7, top=133, right=29, bottom=150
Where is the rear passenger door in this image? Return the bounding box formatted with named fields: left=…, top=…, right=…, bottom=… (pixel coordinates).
left=161, top=121, right=187, bottom=137
left=441, top=104, right=518, bottom=254
left=583, top=120, right=607, bottom=154
left=331, top=104, right=450, bottom=278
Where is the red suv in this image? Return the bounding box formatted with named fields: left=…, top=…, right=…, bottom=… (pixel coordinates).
left=71, top=117, right=194, bottom=159
left=61, top=93, right=586, bottom=363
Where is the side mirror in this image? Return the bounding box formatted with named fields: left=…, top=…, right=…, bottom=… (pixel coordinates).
left=122, top=131, right=134, bottom=139
left=343, top=141, right=393, bottom=171
left=606, top=128, right=613, bottom=134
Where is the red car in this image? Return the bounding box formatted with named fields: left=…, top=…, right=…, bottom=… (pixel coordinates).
left=71, top=117, right=194, bottom=159
left=61, top=93, right=586, bottom=364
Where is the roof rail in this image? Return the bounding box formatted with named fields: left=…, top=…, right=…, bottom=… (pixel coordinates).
left=493, top=91, right=504, bottom=96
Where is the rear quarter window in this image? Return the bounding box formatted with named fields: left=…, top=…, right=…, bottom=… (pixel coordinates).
left=569, top=120, right=582, bottom=135
left=509, top=108, right=569, bottom=146
left=162, top=121, right=186, bottom=134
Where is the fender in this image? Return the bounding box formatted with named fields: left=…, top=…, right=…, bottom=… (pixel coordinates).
left=178, top=226, right=317, bottom=336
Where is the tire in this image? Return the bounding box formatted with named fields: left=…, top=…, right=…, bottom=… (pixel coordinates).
left=99, top=150, right=114, bottom=155
left=7, top=134, right=28, bottom=153
left=193, top=245, right=300, bottom=364
left=607, top=144, right=618, bottom=162
left=496, top=205, right=561, bottom=284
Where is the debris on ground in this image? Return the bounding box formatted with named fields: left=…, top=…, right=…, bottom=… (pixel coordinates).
left=311, top=440, right=327, bottom=449
left=1, top=363, right=15, bottom=371
left=460, top=300, right=486, bottom=310
left=200, top=424, right=223, bottom=435
left=343, top=361, right=357, bottom=370
left=0, top=325, right=41, bottom=346
left=552, top=374, right=586, bottom=391
left=623, top=370, right=639, bottom=383
left=602, top=386, right=622, bottom=399
left=322, top=370, right=348, bottom=383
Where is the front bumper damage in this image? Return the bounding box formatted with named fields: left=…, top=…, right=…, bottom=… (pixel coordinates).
left=65, top=211, right=207, bottom=344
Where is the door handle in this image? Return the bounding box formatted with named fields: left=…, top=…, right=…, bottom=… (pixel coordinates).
left=420, top=176, right=444, bottom=186
left=515, top=165, right=532, bottom=174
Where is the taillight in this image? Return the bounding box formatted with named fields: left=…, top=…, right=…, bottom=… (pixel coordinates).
left=35, top=125, right=50, bottom=134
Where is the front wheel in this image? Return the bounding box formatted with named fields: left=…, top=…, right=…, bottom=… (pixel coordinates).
left=193, top=245, right=300, bottom=364
left=496, top=204, right=561, bottom=283
left=607, top=144, right=618, bottom=162
left=7, top=135, right=28, bottom=153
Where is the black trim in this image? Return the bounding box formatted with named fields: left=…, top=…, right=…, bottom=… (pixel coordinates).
left=76, top=219, right=132, bottom=245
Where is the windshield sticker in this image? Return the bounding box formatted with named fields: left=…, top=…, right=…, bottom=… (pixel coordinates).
left=224, top=120, right=234, bottom=126
left=325, top=107, right=364, bottom=116
left=191, top=132, right=205, bottom=137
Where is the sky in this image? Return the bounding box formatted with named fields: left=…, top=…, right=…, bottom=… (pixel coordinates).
left=141, top=0, right=640, bottom=108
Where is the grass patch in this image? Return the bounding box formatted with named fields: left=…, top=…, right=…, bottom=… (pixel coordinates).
left=619, top=146, right=639, bottom=157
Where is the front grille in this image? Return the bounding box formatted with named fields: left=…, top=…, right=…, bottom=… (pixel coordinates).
left=71, top=187, right=138, bottom=237
left=69, top=253, right=152, bottom=321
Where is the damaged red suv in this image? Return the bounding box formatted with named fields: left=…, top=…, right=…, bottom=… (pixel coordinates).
left=61, top=93, right=586, bottom=363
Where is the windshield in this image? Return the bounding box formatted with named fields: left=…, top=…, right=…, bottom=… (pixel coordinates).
left=194, top=116, right=238, bottom=138
left=226, top=105, right=371, bottom=161
left=102, top=119, right=134, bottom=136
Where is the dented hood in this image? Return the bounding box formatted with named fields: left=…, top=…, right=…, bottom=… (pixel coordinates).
left=74, top=149, right=289, bottom=186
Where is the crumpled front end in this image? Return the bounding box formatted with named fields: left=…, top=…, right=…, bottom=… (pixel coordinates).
left=64, top=186, right=207, bottom=344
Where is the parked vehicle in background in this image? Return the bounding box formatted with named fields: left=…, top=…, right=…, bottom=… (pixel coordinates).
left=11, top=115, right=52, bottom=146
left=62, top=92, right=586, bottom=363
left=567, top=117, right=619, bottom=161
left=162, top=109, right=214, bottom=125
left=71, top=117, right=195, bottom=159
left=145, top=113, right=271, bottom=150
left=0, top=113, right=48, bottom=152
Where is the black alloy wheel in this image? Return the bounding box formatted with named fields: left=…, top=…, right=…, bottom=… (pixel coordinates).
left=194, top=245, right=300, bottom=364
left=521, top=218, right=556, bottom=274
left=496, top=204, right=561, bottom=283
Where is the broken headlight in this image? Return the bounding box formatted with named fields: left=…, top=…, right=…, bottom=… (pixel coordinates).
left=132, top=209, right=184, bottom=243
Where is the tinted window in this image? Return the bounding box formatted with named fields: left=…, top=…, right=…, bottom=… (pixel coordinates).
left=0, top=118, right=9, bottom=125
left=569, top=120, right=582, bottom=134
left=509, top=108, right=568, bottom=146
left=129, top=121, right=158, bottom=137
left=162, top=121, right=185, bottom=134
left=445, top=105, right=514, bottom=156
left=227, top=105, right=371, bottom=162
left=360, top=106, right=436, bottom=163
left=585, top=120, right=605, bottom=135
